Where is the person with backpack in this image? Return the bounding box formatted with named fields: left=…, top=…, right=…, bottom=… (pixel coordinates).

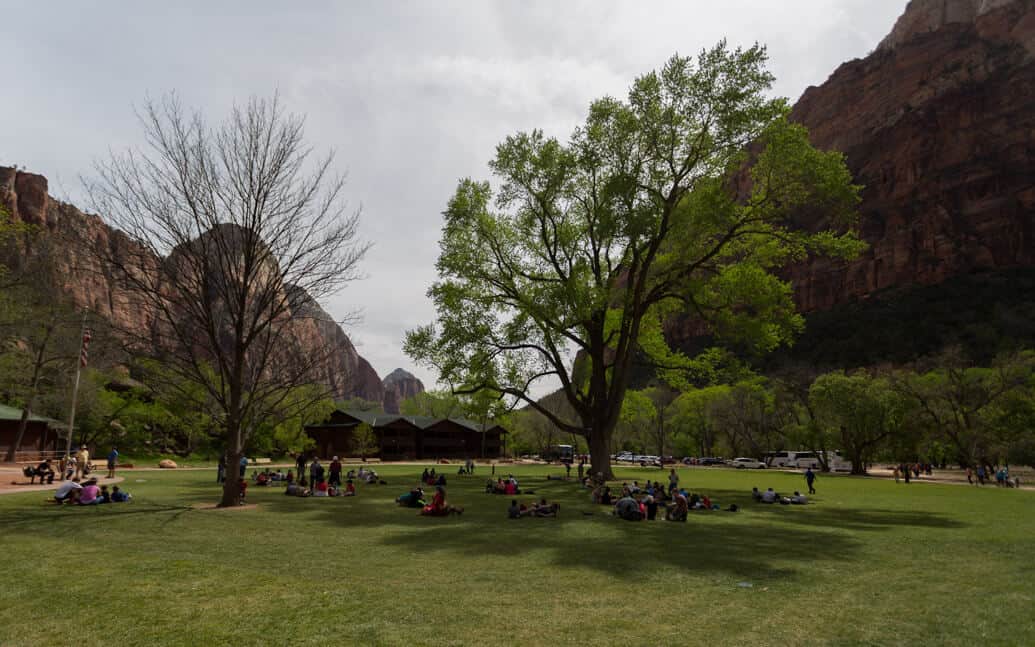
left=309, top=458, right=325, bottom=488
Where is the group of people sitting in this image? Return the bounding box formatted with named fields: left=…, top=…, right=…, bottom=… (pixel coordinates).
left=456, top=458, right=476, bottom=475
left=507, top=498, right=560, bottom=518
left=611, top=489, right=733, bottom=522
left=350, top=466, right=385, bottom=485
left=281, top=474, right=358, bottom=498
left=421, top=468, right=447, bottom=487
left=394, top=484, right=463, bottom=516
left=419, top=485, right=463, bottom=516
left=52, top=478, right=131, bottom=505
left=751, top=487, right=808, bottom=505
left=252, top=469, right=293, bottom=486
left=485, top=475, right=521, bottom=495
left=24, top=459, right=58, bottom=484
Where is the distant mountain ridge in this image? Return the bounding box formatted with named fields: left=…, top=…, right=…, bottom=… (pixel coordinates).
left=0, top=166, right=386, bottom=402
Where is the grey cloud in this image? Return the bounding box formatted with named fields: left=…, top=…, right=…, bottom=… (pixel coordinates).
left=1, top=1, right=907, bottom=392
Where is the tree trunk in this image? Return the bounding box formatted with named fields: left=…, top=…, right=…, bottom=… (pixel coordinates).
left=219, top=449, right=242, bottom=507
left=588, top=427, right=614, bottom=480
left=4, top=407, right=32, bottom=463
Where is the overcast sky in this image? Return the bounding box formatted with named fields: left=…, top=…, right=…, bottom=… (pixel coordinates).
left=1, top=1, right=907, bottom=393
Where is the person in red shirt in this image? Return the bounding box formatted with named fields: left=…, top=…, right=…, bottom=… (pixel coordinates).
left=344, top=479, right=356, bottom=496
left=238, top=478, right=248, bottom=504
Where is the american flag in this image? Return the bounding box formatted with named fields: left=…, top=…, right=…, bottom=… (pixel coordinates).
left=80, top=329, right=92, bottom=367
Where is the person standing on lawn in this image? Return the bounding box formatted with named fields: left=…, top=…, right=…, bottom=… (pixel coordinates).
left=805, top=467, right=817, bottom=495
left=106, top=447, right=119, bottom=479
left=74, top=445, right=90, bottom=480
left=329, top=456, right=342, bottom=487
left=296, top=453, right=307, bottom=482
left=310, top=458, right=325, bottom=487
left=668, top=468, right=679, bottom=495
left=217, top=454, right=226, bottom=484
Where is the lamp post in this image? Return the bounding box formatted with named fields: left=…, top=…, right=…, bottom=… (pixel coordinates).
left=63, top=310, right=89, bottom=463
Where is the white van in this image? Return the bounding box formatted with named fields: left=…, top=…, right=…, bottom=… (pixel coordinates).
left=795, top=451, right=853, bottom=472
left=765, top=451, right=811, bottom=468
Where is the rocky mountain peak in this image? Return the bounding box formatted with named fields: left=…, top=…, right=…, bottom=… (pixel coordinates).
left=381, top=367, right=425, bottom=414
left=878, top=0, right=1029, bottom=51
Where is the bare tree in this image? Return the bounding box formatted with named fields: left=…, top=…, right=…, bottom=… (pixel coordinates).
left=86, top=94, right=369, bottom=506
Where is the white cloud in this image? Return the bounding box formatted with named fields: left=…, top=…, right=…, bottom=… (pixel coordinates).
left=0, top=1, right=907, bottom=393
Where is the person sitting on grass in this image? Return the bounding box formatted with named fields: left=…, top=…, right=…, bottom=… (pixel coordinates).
left=420, top=486, right=463, bottom=516
left=532, top=498, right=560, bottom=517
left=313, top=480, right=329, bottom=497
left=256, top=471, right=269, bottom=487
left=790, top=491, right=808, bottom=504
left=343, top=479, right=356, bottom=496
left=644, top=495, right=659, bottom=520
left=53, top=478, right=82, bottom=504
left=599, top=486, right=613, bottom=506
left=508, top=499, right=522, bottom=519
left=700, top=495, right=712, bottom=511
left=614, top=494, right=643, bottom=521
left=666, top=493, right=689, bottom=522
left=111, top=486, right=131, bottom=502
left=397, top=487, right=425, bottom=508
left=751, top=487, right=762, bottom=502
left=285, top=478, right=309, bottom=497
left=761, top=487, right=777, bottom=503
left=97, top=484, right=111, bottom=504
left=78, top=479, right=101, bottom=505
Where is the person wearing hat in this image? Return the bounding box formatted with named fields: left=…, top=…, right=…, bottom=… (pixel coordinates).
left=74, top=445, right=90, bottom=480
left=329, top=456, right=342, bottom=487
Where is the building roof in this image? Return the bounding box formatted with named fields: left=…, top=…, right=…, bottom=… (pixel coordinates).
left=0, top=403, right=66, bottom=426
left=308, top=408, right=506, bottom=434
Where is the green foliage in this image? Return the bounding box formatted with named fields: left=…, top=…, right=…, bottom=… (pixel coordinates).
left=352, top=422, right=378, bottom=459
left=809, top=371, right=913, bottom=473
left=407, top=44, right=862, bottom=474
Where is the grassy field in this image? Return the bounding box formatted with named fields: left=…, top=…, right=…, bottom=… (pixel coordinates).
left=0, top=464, right=1031, bottom=647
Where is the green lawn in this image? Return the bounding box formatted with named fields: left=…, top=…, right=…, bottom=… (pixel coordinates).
left=0, top=464, right=1031, bottom=646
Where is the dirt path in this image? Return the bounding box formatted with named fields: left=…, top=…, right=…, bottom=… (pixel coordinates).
left=0, top=473, right=125, bottom=495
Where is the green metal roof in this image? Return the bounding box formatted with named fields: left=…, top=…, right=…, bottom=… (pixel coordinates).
left=0, top=403, right=65, bottom=426
left=334, top=409, right=505, bottom=433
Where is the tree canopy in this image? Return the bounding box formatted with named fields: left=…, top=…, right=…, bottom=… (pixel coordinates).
left=407, top=44, right=862, bottom=476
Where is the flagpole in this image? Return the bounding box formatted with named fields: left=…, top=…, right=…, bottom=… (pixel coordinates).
left=64, top=309, right=88, bottom=463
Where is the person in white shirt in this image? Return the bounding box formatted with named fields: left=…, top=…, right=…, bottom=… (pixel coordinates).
left=790, top=491, right=808, bottom=504
left=761, top=487, right=777, bottom=503
left=54, top=479, right=82, bottom=503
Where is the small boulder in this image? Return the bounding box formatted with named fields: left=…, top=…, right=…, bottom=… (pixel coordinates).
left=158, top=459, right=178, bottom=469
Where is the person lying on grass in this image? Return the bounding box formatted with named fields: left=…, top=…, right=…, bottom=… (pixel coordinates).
left=397, top=487, right=425, bottom=508
left=421, top=485, right=463, bottom=516
left=790, top=491, right=808, bottom=504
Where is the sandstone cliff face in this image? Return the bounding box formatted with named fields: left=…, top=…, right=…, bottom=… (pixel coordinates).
left=0, top=167, right=384, bottom=401
left=381, top=367, right=425, bottom=414
left=786, top=0, right=1035, bottom=312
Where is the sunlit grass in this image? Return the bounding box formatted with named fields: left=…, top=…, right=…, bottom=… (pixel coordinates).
left=0, top=464, right=1031, bottom=646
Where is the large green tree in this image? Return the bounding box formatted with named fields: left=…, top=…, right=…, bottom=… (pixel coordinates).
left=406, top=44, right=862, bottom=477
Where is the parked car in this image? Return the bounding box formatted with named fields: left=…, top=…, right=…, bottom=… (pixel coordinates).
left=614, top=451, right=635, bottom=462
left=698, top=456, right=725, bottom=466
left=728, top=457, right=766, bottom=469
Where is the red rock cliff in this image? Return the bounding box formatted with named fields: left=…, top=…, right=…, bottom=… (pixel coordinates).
left=381, top=368, right=426, bottom=414
left=0, top=166, right=385, bottom=401
left=785, top=0, right=1035, bottom=311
